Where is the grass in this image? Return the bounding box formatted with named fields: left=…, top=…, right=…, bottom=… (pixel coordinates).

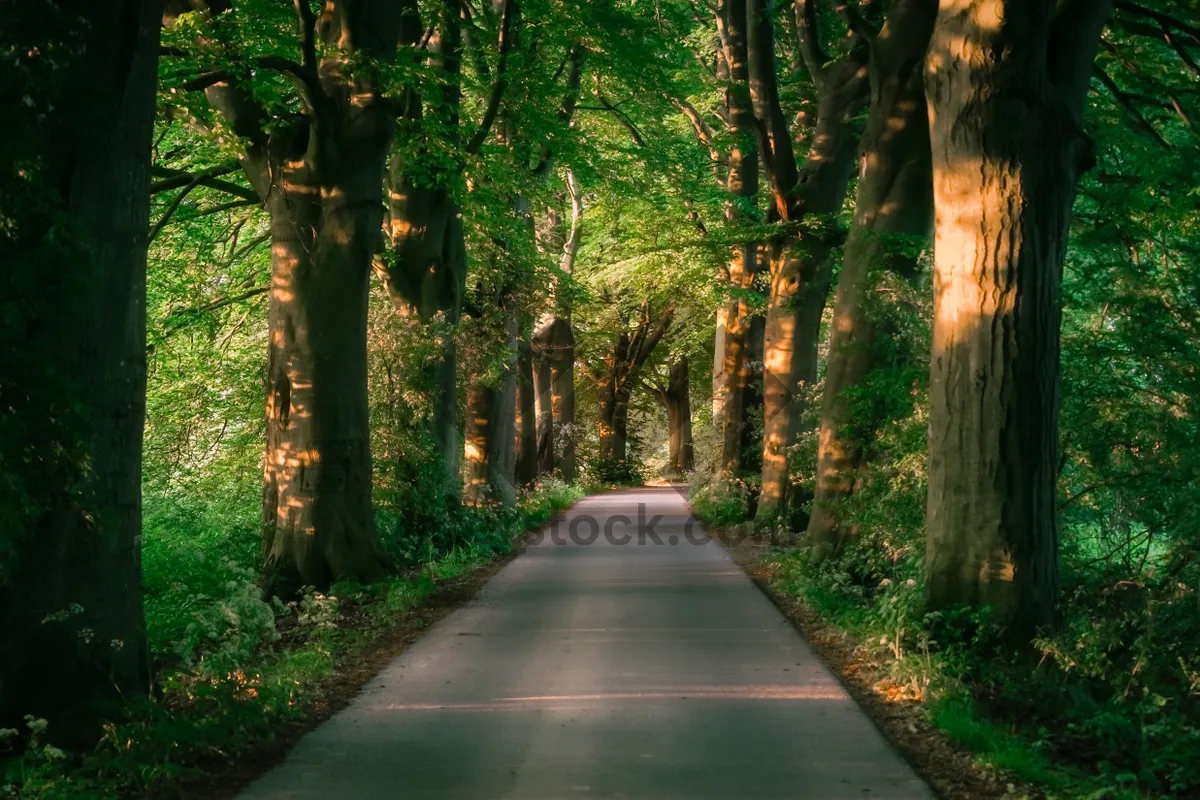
left=757, top=545, right=1149, bottom=800
left=1, top=479, right=583, bottom=799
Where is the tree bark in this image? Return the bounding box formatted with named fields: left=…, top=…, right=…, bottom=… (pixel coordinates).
left=534, top=350, right=555, bottom=473
left=552, top=356, right=577, bottom=482
left=182, top=0, right=404, bottom=590
left=515, top=338, right=538, bottom=486
left=591, top=302, right=673, bottom=470
left=712, top=305, right=730, bottom=419
left=716, top=0, right=761, bottom=474
left=662, top=359, right=695, bottom=477
left=532, top=170, right=583, bottom=481
left=923, top=0, right=1111, bottom=637
left=0, top=0, right=159, bottom=745
left=752, top=3, right=869, bottom=525
left=463, top=311, right=519, bottom=506
left=806, top=0, right=937, bottom=554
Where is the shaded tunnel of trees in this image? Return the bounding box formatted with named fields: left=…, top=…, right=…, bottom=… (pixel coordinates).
left=2, top=0, right=1200, bottom=793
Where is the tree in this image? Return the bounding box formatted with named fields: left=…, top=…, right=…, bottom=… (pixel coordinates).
left=164, top=0, right=402, bottom=590
left=806, top=0, right=936, bottom=554
left=532, top=169, right=584, bottom=482
left=586, top=299, right=675, bottom=466
left=923, top=0, right=1111, bottom=637
left=649, top=358, right=696, bottom=477
left=750, top=0, right=869, bottom=526
left=0, top=0, right=160, bottom=744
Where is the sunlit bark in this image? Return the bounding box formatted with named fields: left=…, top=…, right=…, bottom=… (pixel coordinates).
left=807, top=0, right=936, bottom=554
left=750, top=0, right=869, bottom=526
left=716, top=0, right=761, bottom=474
left=924, top=0, right=1111, bottom=637
left=181, top=0, right=405, bottom=590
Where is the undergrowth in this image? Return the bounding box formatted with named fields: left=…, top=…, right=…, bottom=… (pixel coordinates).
left=1, top=478, right=581, bottom=799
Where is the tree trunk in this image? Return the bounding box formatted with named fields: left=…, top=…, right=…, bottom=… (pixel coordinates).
left=591, top=302, right=673, bottom=472
left=261, top=177, right=389, bottom=591
left=534, top=315, right=576, bottom=481
left=189, top=0, right=403, bottom=591
left=754, top=56, right=869, bottom=526
left=712, top=305, right=729, bottom=419
left=0, top=0, right=159, bottom=745
left=515, top=338, right=538, bottom=486
left=806, top=0, right=936, bottom=554
left=463, top=312, right=519, bottom=506
left=534, top=351, right=555, bottom=474
left=552, top=356, right=577, bottom=482
left=664, top=359, right=695, bottom=476
left=597, top=385, right=631, bottom=464
left=923, top=0, right=1110, bottom=637
left=716, top=0, right=760, bottom=474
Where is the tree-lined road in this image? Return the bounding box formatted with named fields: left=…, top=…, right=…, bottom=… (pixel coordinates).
left=240, top=489, right=930, bottom=799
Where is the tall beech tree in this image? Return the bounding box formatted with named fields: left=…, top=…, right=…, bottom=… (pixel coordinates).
left=380, top=0, right=515, bottom=500
left=806, top=0, right=936, bottom=554
left=533, top=169, right=584, bottom=482
left=649, top=358, right=696, bottom=478
left=923, top=0, right=1111, bottom=636
left=0, top=0, right=160, bottom=743
left=165, top=0, right=404, bottom=590
left=714, top=0, right=764, bottom=475
left=587, top=300, right=675, bottom=465
left=750, top=0, right=869, bottom=525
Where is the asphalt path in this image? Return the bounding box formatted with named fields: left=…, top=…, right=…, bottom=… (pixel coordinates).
left=239, top=487, right=932, bottom=799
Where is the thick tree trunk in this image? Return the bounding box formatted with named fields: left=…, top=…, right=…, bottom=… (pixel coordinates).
left=515, top=339, right=538, bottom=486
left=755, top=58, right=869, bottom=526
left=534, top=352, right=555, bottom=474
left=807, top=0, right=936, bottom=554
left=533, top=315, right=576, bottom=481
left=463, top=312, right=519, bottom=506
left=190, top=0, right=403, bottom=590
left=712, top=305, right=729, bottom=419
left=552, top=356, right=577, bottom=482
left=664, top=359, right=695, bottom=477
left=716, top=0, right=760, bottom=474
left=0, top=0, right=159, bottom=745
left=261, top=168, right=389, bottom=591
left=923, top=0, right=1110, bottom=637
left=384, top=174, right=467, bottom=496
left=597, top=386, right=631, bottom=464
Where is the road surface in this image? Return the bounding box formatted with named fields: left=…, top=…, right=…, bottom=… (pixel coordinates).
left=239, top=487, right=932, bottom=799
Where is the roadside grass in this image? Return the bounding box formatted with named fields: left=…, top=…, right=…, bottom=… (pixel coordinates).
left=758, top=547, right=1151, bottom=800
left=1, top=479, right=582, bottom=799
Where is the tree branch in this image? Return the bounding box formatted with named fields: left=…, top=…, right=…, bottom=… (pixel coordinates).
left=466, top=0, right=515, bottom=155
left=150, top=166, right=261, bottom=203
left=793, top=0, right=827, bottom=81
left=532, top=46, right=587, bottom=176
left=1115, top=0, right=1200, bottom=39
left=834, top=0, right=878, bottom=46
left=1094, top=63, right=1172, bottom=148
left=673, top=96, right=727, bottom=179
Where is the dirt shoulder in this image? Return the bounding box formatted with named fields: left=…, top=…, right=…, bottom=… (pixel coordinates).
left=162, top=544, right=526, bottom=800
left=719, top=535, right=1038, bottom=800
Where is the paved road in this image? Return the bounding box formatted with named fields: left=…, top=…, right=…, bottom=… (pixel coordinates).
left=240, top=488, right=932, bottom=799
